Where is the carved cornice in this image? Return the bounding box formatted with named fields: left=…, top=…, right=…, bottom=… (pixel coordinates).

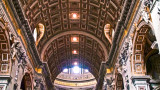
left=109, top=0, right=143, bottom=69
left=106, top=0, right=136, bottom=67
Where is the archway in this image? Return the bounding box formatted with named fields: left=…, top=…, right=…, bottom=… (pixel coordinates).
left=41, top=34, right=106, bottom=83
left=0, top=17, right=11, bottom=90
left=20, top=73, right=33, bottom=90
left=0, top=17, right=10, bottom=75
left=132, top=24, right=158, bottom=75
left=17, top=0, right=126, bottom=89
left=143, top=26, right=160, bottom=79
left=146, top=53, right=160, bottom=79
left=115, top=73, right=124, bottom=90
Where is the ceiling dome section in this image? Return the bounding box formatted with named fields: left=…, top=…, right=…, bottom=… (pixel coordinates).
left=54, top=67, right=96, bottom=89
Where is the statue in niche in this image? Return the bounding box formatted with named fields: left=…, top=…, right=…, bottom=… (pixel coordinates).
left=141, top=7, right=150, bottom=23
left=141, top=0, right=152, bottom=23
left=9, top=32, right=27, bottom=66
left=9, top=32, right=28, bottom=87
left=9, top=32, right=20, bottom=60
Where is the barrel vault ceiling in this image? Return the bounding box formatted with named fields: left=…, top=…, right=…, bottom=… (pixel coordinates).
left=19, top=0, right=124, bottom=81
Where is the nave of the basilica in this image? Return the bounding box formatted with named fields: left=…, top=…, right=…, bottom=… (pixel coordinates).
left=0, top=0, right=160, bottom=90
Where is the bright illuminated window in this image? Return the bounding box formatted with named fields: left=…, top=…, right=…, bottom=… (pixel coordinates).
left=112, top=29, right=115, bottom=39
left=73, top=66, right=80, bottom=74
left=72, top=50, right=78, bottom=54
left=70, top=13, right=80, bottom=19
left=33, top=28, right=37, bottom=41
left=84, top=69, right=89, bottom=73
left=73, top=13, right=77, bottom=18
left=33, top=23, right=45, bottom=45
left=73, top=37, right=77, bottom=41
left=74, top=62, right=78, bottom=65
left=71, top=13, right=78, bottom=19
left=63, top=68, right=68, bottom=73
left=62, top=67, right=89, bottom=74
left=71, top=36, right=79, bottom=42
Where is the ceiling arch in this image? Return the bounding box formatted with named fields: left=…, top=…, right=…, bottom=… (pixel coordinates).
left=18, top=0, right=125, bottom=85
left=42, top=34, right=105, bottom=81
left=19, top=0, right=124, bottom=56
left=40, top=30, right=109, bottom=60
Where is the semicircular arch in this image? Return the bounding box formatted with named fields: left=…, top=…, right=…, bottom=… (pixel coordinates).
left=40, top=31, right=109, bottom=61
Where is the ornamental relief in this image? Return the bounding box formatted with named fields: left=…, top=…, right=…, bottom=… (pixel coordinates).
left=0, top=3, right=37, bottom=89
left=115, top=36, right=133, bottom=90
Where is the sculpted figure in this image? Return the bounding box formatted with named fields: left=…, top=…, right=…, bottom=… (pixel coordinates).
left=9, top=32, right=20, bottom=59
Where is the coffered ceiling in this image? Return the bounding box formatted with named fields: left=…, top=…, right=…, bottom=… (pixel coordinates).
left=19, top=0, right=125, bottom=82
left=43, top=34, right=105, bottom=81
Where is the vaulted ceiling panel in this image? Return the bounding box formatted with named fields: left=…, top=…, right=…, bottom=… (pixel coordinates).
left=19, top=0, right=125, bottom=82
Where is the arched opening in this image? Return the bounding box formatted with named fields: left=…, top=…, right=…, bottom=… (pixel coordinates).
left=33, top=28, right=38, bottom=42
left=144, top=26, right=160, bottom=79
left=0, top=18, right=11, bottom=90
left=0, top=18, right=10, bottom=75
left=41, top=34, right=106, bottom=81
left=146, top=53, right=160, bottom=79
left=20, top=73, right=32, bottom=90
left=142, top=26, right=160, bottom=79
left=133, top=24, right=160, bottom=79
left=40, top=34, right=107, bottom=89
left=33, top=23, right=45, bottom=46
left=115, top=73, right=124, bottom=90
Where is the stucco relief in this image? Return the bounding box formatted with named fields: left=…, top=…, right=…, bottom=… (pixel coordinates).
left=116, top=36, right=133, bottom=90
